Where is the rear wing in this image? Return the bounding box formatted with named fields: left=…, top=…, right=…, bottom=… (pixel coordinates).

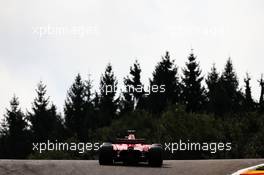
left=114, top=138, right=145, bottom=144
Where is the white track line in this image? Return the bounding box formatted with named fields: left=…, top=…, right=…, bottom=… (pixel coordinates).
left=232, top=163, right=264, bottom=175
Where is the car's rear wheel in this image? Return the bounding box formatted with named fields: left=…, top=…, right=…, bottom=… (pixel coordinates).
left=99, top=143, right=114, bottom=165
left=148, top=144, right=163, bottom=167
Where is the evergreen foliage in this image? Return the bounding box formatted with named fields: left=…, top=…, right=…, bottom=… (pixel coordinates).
left=181, top=51, right=205, bottom=112
left=64, top=74, right=94, bottom=141
left=29, top=81, right=63, bottom=142
left=121, top=60, right=144, bottom=113
left=0, top=51, right=264, bottom=159
left=0, top=96, right=31, bottom=158
left=147, top=51, right=180, bottom=113
left=206, top=64, right=221, bottom=114
left=98, top=63, right=118, bottom=126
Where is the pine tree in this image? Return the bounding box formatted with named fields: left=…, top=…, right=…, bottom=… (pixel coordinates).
left=5, top=96, right=27, bottom=137
left=1, top=96, right=31, bottom=158
left=0, top=117, right=8, bottom=158
left=219, top=58, right=243, bottom=113
left=93, top=92, right=100, bottom=111
left=84, top=75, right=97, bottom=129
left=206, top=64, right=219, bottom=92
left=181, top=50, right=205, bottom=112
left=221, top=58, right=239, bottom=95
left=0, top=116, right=8, bottom=137
left=84, top=76, right=93, bottom=105
left=98, top=63, right=118, bottom=126
left=244, top=73, right=254, bottom=111
left=64, top=74, right=90, bottom=141
left=206, top=64, right=221, bottom=114
left=49, top=104, right=65, bottom=139
left=122, top=60, right=144, bottom=113
left=147, top=51, right=180, bottom=113
left=29, top=81, right=63, bottom=141
left=259, top=74, right=264, bottom=112
left=83, top=76, right=97, bottom=133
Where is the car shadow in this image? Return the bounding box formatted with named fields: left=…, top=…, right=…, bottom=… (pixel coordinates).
left=104, top=162, right=171, bottom=168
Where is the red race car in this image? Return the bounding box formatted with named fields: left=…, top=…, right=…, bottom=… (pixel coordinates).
left=99, top=130, right=163, bottom=167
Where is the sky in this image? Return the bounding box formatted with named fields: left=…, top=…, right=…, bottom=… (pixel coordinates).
left=0, top=0, right=264, bottom=119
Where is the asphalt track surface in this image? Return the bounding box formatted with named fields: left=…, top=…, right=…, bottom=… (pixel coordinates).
left=0, top=159, right=263, bottom=175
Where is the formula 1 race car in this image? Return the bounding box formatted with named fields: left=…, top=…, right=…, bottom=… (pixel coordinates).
left=99, top=130, right=163, bottom=167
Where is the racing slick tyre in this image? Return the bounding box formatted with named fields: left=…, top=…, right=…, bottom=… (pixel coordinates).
left=99, top=142, right=114, bottom=165
left=148, top=144, right=163, bottom=167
